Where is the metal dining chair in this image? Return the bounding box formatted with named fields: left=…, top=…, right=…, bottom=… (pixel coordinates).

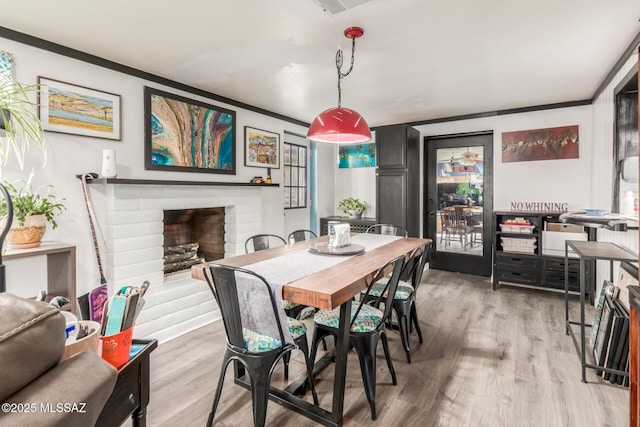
left=365, top=223, right=409, bottom=237
left=244, top=233, right=287, bottom=253
left=310, top=255, right=405, bottom=421
left=287, top=229, right=317, bottom=243
left=361, top=242, right=431, bottom=363
left=203, top=265, right=318, bottom=427
left=245, top=232, right=308, bottom=369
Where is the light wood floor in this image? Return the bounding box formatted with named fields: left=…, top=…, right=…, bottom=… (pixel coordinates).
left=146, top=270, right=628, bottom=426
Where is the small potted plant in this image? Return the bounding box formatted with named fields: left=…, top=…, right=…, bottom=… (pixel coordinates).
left=0, top=175, right=65, bottom=248
left=337, top=197, right=368, bottom=219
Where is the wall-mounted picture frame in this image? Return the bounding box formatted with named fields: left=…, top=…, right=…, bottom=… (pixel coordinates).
left=501, top=125, right=579, bottom=163
left=338, top=143, right=376, bottom=168
left=244, top=126, right=280, bottom=169
left=144, top=86, right=236, bottom=174
left=38, top=76, right=122, bottom=140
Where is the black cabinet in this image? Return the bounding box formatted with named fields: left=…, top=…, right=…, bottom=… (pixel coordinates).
left=376, top=124, right=419, bottom=237
left=492, top=211, right=591, bottom=294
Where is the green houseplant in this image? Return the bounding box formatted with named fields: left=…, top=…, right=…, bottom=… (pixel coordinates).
left=337, top=197, right=368, bottom=218
left=0, top=176, right=65, bottom=248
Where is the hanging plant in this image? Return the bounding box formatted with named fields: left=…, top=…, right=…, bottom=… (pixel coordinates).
left=0, top=80, right=47, bottom=169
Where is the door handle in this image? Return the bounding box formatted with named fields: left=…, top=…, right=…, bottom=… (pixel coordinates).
left=428, top=211, right=435, bottom=216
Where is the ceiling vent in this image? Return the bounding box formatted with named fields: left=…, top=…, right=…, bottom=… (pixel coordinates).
left=313, top=0, right=374, bottom=15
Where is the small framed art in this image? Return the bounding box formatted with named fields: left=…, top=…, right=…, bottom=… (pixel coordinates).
left=244, top=126, right=280, bottom=169
left=38, top=76, right=122, bottom=140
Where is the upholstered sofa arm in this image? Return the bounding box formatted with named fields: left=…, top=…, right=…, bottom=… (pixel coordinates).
left=0, top=293, right=118, bottom=426
left=0, top=351, right=117, bottom=427
left=0, top=294, right=66, bottom=401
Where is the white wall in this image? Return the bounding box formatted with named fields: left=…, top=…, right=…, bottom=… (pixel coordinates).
left=332, top=106, right=594, bottom=234
left=1, top=36, right=309, bottom=298
left=313, top=143, right=336, bottom=231
left=416, top=105, right=593, bottom=213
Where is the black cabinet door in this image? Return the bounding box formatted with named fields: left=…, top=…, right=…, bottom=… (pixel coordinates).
left=376, top=170, right=407, bottom=232
left=376, top=125, right=407, bottom=169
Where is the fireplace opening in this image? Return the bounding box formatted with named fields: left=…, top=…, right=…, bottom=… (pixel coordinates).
left=163, top=208, right=225, bottom=274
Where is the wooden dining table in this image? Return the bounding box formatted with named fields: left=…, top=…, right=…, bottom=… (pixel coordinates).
left=192, top=234, right=431, bottom=426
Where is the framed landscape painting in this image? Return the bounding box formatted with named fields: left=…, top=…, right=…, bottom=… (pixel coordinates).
left=144, top=86, right=236, bottom=174
left=244, top=126, right=280, bottom=168
left=38, top=76, right=121, bottom=140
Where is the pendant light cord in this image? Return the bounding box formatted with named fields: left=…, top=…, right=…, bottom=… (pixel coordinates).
left=336, top=36, right=357, bottom=108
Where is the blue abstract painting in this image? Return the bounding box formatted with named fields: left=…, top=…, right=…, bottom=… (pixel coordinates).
left=338, top=143, right=376, bottom=168
left=145, top=87, right=235, bottom=174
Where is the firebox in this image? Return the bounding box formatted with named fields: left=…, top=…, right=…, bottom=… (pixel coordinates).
left=163, top=208, right=225, bottom=274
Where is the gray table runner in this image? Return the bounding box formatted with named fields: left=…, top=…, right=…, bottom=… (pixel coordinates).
left=235, top=234, right=401, bottom=345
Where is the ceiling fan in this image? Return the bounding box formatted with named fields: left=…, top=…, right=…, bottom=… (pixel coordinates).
left=458, top=149, right=478, bottom=167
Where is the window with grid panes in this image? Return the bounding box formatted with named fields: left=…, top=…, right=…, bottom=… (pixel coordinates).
left=283, top=142, right=307, bottom=209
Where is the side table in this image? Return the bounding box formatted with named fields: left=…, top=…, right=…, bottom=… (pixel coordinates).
left=3, top=242, right=76, bottom=312
left=96, top=338, right=158, bottom=427
left=564, top=240, right=637, bottom=383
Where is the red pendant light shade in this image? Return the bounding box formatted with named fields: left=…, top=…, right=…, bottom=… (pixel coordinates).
left=307, top=107, right=371, bottom=144
left=307, top=26, right=371, bottom=144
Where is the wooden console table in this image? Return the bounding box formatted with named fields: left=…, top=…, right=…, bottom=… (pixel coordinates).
left=3, top=242, right=76, bottom=312
left=96, top=339, right=158, bottom=427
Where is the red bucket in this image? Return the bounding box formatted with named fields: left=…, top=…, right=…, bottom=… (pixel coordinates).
left=99, top=326, right=133, bottom=369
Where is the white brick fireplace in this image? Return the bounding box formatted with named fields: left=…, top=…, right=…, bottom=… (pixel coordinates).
left=89, top=180, right=267, bottom=343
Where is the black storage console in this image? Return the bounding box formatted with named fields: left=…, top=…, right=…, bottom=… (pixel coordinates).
left=319, top=216, right=377, bottom=236
left=493, top=210, right=594, bottom=295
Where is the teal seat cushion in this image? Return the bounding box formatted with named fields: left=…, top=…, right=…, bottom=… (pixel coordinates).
left=314, top=302, right=383, bottom=333
left=368, top=277, right=414, bottom=300
left=242, top=317, right=307, bottom=352
left=282, top=300, right=299, bottom=310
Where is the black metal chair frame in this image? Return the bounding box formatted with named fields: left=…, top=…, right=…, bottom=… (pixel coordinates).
left=203, top=265, right=318, bottom=427
left=244, top=233, right=287, bottom=253
left=363, top=242, right=431, bottom=363
left=287, top=229, right=318, bottom=243
left=365, top=223, right=409, bottom=237
left=309, top=255, right=405, bottom=421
